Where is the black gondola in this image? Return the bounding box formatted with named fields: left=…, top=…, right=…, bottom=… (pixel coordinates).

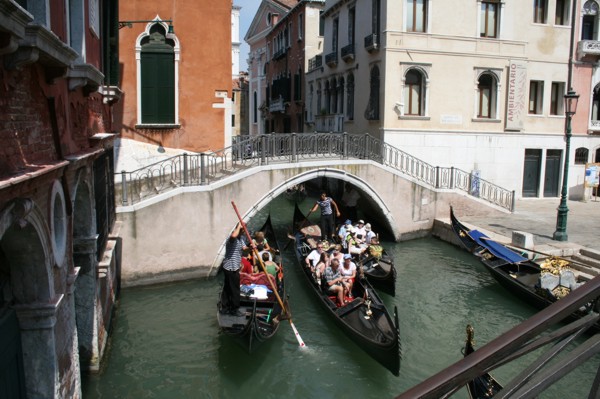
left=293, top=204, right=401, bottom=375
left=463, top=324, right=502, bottom=399
left=358, top=247, right=396, bottom=296
left=217, top=214, right=286, bottom=352
left=450, top=207, right=596, bottom=329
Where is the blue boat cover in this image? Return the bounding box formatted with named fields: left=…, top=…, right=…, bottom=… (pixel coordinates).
left=468, top=230, right=527, bottom=264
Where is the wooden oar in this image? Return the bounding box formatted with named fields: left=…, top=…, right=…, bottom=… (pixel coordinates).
left=480, top=237, right=594, bottom=269
left=231, top=201, right=306, bottom=348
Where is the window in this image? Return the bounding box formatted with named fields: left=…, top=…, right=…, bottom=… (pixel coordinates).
left=330, top=78, right=337, bottom=114
left=139, top=23, right=177, bottom=125
left=404, top=69, right=425, bottom=115
left=337, top=77, right=345, bottom=115
left=366, top=65, right=380, bottom=120
left=480, top=1, right=499, bottom=38
left=529, top=81, right=544, bottom=115
left=298, top=14, right=303, bottom=40
left=592, top=85, right=600, bottom=123
left=346, top=73, right=355, bottom=120
left=555, top=0, right=569, bottom=25
left=319, top=11, right=325, bottom=36
left=332, top=18, right=339, bottom=51
left=575, top=148, right=589, bottom=164
left=582, top=1, right=599, bottom=40
left=477, top=73, right=497, bottom=118
left=317, top=82, right=322, bottom=114
left=533, top=0, right=548, bottom=24
left=407, top=0, right=427, bottom=32
left=348, top=7, right=355, bottom=45
left=253, top=91, right=258, bottom=123
left=550, top=82, right=565, bottom=115
left=325, top=81, right=331, bottom=114
left=372, top=0, right=381, bottom=35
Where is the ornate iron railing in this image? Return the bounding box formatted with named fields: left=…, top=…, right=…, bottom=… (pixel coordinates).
left=116, top=133, right=516, bottom=211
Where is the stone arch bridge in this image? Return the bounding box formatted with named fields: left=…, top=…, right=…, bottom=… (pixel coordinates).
left=116, top=133, right=513, bottom=286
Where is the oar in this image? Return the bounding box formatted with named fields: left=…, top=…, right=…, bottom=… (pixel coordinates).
left=231, top=201, right=306, bottom=348
left=480, top=237, right=593, bottom=269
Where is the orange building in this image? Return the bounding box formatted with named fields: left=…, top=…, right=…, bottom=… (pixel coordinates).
left=118, top=1, right=233, bottom=152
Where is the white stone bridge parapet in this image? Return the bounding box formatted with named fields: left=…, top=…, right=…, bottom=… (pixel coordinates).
left=116, top=133, right=515, bottom=286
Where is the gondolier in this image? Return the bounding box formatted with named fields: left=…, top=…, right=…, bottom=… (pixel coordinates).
left=221, top=222, right=249, bottom=317
left=310, top=191, right=341, bottom=242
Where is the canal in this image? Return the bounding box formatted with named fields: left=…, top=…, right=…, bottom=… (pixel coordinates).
left=82, top=197, right=599, bottom=398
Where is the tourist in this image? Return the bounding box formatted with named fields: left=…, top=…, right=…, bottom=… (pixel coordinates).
left=310, top=191, right=341, bottom=241
left=368, top=236, right=384, bottom=260
left=305, top=241, right=325, bottom=268
left=346, top=228, right=366, bottom=256
left=314, top=251, right=330, bottom=284
left=354, top=220, right=367, bottom=244
left=261, top=251, right=279, bottom=277
left=240, top=249, right=254, bottom=274
left=324, top=258, right=345, bottom=306
left=364, top=223, right=376, bottom=244
left=221, top=222, right=250, bottom=316
left=340, top=254, right=357, bottom=297
left=253, top=231, right=272, bottom=254
left=331, top=244, right=345, bottom=264
left=337, top=219, right=352, bottom=244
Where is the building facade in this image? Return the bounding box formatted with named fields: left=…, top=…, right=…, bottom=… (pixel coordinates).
left=118, top=1, right=233, bottom=152
left=264, top=0, right=325, bottom=133
left=246, top=0, right=299, bottom=135
left=0, top=0, right=122, bottom=397
left=305, top=0, right=600, bottom=200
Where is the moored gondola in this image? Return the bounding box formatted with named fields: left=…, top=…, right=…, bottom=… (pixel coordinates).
left=293, top=203, right=401, bottom=375
left=358, top=248, right=396, bottom=296
left=463, top=324, right=502, bottom=399
left=450, top=206, right=597, bottom=330
left=217, top=214, right=287, bottom=352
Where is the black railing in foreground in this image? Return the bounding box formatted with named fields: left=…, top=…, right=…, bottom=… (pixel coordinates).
left=117, top=133, right=515, bottom=211
left=396, top=276, right=600, bottom=398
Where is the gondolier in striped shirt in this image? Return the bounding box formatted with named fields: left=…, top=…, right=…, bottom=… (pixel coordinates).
left=310, top=191, right=341, bottom=242
left=221, top=222, right=250, bottom=317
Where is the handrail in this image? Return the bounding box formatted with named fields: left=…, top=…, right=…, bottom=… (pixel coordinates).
left=395, top=275, right=600, bottom=398
left=116, top=132, right=515, bottom=210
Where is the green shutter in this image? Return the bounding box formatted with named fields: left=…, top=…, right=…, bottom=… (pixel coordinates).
left=141, top=33, right=175, bottom=124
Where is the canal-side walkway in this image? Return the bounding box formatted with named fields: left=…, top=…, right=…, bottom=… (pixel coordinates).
left=434, top=197, right=600, bottom=279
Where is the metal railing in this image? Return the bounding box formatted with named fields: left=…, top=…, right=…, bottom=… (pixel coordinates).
left=117, top=133, right=515, bottom=210
left=396, top=275, right=600, bottom=398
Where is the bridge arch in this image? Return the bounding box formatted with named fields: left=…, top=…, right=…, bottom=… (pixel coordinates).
left=212, top=167, right=401, bottom=272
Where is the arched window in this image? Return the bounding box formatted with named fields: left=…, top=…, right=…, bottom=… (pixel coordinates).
left=365, top=65, right=380, bottom=120
left=592, top=84, right=600, bottom=123
left=346, top=73, right=355, bottom=121
left=317, top=82, right=322, bottom=115
left=330, top=78, right=337, bottom=114
left=325, top=81, right=331, bottom=114
left=404, top=69, right=424, bottom=116
left=582, top=1, right=599, bottom=40
left=337, top=77, right=345, bottom=116
left=477, top=72, right=497, bottom=119
left=575, top=147, right=589, bottom=164
left=137, top=20, right=179, bottom=125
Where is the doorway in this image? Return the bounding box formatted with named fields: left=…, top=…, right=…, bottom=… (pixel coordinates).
left=543, top=149, right=562, bottom=197
left=522, top=149, right=542, bottom=197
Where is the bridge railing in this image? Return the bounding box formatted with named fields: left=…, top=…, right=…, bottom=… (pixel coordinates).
left=116, top=133, right=515, bottom=211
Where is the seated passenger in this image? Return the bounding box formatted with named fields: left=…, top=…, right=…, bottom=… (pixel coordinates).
left=240, top=249, right=254, bottom=274
left=305, top=241, right=325, bottom=268
left=368, top=237, right=384, bottom=260
left=338, top=219, right=352, bottom=244
left=330, top=245, right=344, bottom=264
left=261, top=252, right=279, bottom=277
left=346, top=229, right=367, bottom=256
left=324, top=258, right=345, bottom=306
left=253, top=231, right=272, bottom=254
left=364, top=223, right=376, bottom=244
left=314, top=251, right=330, bottom=282
left=340, top=254, right=357, bottom=297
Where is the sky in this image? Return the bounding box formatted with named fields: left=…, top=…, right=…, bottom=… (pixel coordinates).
left=238, top=0, right=262, bottom=72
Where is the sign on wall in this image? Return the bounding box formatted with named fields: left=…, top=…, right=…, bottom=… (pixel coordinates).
left=505, top=61, right=527, bottom=131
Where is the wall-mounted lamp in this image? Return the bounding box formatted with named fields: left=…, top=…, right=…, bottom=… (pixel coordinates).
left=118, top=19, right=174, bottom=34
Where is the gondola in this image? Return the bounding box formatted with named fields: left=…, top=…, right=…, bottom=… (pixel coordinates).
left=358, top=247, right=396, bottom=296
left=463, top=324, right=503, bottom=399
left=292, top=203, right=401, bottom=375
left=217, top=214, right=286, bottom=352
left=450, top=207, right=596, bottom=328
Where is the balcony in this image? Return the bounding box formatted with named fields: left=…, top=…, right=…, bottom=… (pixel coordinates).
left=341, top=43, right=355, bottom=62
left=308, top=55, right=322, bottom=71
left=364, top=33, right=379, bottom=53
left=325, top=51, right=338, bottom=67
left=269, top=95, right=286, bottom=113
left=273, top=47, right=287, bottom=60
left=577, top=40, right=600, bottom=59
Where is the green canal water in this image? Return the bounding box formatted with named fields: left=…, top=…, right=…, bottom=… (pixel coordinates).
left=82, top=199, right=599, bottom=398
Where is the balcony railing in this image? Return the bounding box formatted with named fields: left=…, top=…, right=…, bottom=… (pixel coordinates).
left=325, top=51, right=338, bottom=67
left=341, top=43, right=355, bottom=62
left=577, top=40, right=600, bottom=59
left=116, top=133, right=516, bottom=211
left=364, top=33, right=379, bottom=53
left=273, top=47, right=287, bottom=60
left=269, top=96, right=286, bottom=113
left=308, top=54, right=322, bottom=71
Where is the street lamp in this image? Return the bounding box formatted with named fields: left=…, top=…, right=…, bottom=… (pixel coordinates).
left=552, top=89, right=579, bottom=241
